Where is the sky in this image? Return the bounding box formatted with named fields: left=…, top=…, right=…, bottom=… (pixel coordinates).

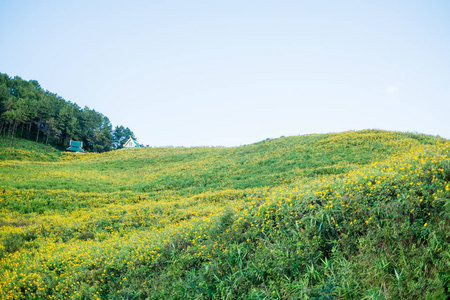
left=1, top=1, right=449, bottom=147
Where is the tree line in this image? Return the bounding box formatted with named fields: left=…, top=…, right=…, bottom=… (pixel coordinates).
left=0, top=73, right=137, bottom=152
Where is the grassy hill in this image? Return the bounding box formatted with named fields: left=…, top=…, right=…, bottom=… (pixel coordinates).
left=0, top=130, right=449, bottom=299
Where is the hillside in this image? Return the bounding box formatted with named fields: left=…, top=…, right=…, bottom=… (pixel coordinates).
left=1, top=130, right=450, bottom=299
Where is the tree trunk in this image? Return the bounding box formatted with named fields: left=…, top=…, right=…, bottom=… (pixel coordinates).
left=10, top=121, right=18, bottom=147
left=1, top=123, right=7, bottom=141
left=28, top=121, right=33, bottom=139
left=20, top=122, right=25, bottom=138
left=61, top=130, right=66, bottom=148
left=7, top=123, right=12, bottom=143
left=35, top=120, right=42, bottom=145
left=45, top=131, right=49, bottom=152
left=45, top=128, right=50, bottom=145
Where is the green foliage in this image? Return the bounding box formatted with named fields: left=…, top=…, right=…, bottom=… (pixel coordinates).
left=0, top=130, right=449, bottom=299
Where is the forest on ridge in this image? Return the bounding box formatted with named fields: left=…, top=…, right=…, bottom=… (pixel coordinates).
left=0, top=73, right=136, bottom=152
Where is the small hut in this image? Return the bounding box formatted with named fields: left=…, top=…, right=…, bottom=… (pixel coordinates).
left=66, top=140, right=85, bottom=153
left=123, top=136, right=140, bottom=149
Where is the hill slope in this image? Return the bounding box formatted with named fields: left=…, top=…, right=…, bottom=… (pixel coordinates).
left=1, top=130, right=449, bottom=299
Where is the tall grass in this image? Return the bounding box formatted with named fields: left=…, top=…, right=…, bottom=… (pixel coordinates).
left=0, top=130, right=449, bottom=299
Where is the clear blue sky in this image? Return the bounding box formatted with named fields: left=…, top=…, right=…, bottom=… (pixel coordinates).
left=1, top=1, right=449, bottom=146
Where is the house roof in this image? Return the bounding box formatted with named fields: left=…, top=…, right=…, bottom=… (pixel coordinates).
left=124, top=136, right=139, bottom=148
left=66, top=146, right=85, bottom=152
left=70, top=140, right=83, bottom=147
left=66, top=140, right=85, bottom=152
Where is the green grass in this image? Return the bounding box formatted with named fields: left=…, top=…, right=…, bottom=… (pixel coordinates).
left=0, top=137, right=61, bottom=162
left=0, top=130, right=450, bottom=299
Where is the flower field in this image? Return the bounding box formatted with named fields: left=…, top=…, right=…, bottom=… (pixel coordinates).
left=1, top=130, right=450, bottom=299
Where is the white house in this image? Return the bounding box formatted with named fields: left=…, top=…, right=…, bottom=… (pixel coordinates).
left=123, top=136, right=140, bottom=149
